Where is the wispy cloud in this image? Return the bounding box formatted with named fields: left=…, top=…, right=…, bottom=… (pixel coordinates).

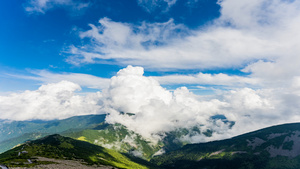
left=7, top=70, right=110, bottom=90
left=7, top=68, right=257, bottom=91
left=67, top=0, right=299, bottom=74
left=24, top=0, right=89, bottom=14
left=152, top=73, right=259, bottom=88
left=137, top=0, right=177, bottom=12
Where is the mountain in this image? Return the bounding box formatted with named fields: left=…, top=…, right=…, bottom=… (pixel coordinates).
left=0, top=134, right=156, bottom=169
left=1, top=122, right=300, bottom=168
left=0, top=113, right=234, bottom=158
left=62, top=115, right=234, bottom=160
left=0, top=114, right=106, bottom=153
left=151, top=123, right=300, bottom=169
left=63, top=123, right=164, bottom=160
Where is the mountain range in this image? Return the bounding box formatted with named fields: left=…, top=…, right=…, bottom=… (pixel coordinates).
left=1, top=115, right=300, bottom=169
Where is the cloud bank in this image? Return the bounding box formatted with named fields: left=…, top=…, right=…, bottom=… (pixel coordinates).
left=0, top=81, right=103, bottom=121
left=103, top=66, right=300, bottom=142
left=2, top=66, right=300, bottom=143
left=101, top=66, right=270, bottom=142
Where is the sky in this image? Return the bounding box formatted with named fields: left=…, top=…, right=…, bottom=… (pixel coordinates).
left=1, top=0, right=300, bottom=142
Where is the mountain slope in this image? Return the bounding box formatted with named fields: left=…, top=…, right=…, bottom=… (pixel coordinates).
left=0, top=114, right=106, bottom=153
left=151, top=123, right=300, bottom=169
left=0, top=134, right=156, bottom=169
left=63, top=123, right=164, bottom=160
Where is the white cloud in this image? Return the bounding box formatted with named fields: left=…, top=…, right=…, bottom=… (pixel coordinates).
left=6, top=68, right=258, bottom=92
left=66, top=18, right=188, bottom=68
left=103, top=66, right=232, bottom=141
left=0, top=81, right=103, bottom=121
left=67, top=0, right=300, bottom=82
left=103, top=65, right=173, bottom=114
left=137, top=0, right=177, bottom=12
left=103, top=66, right=300, bottom=143
left=152, top=73, right=259, bottom=88
left=24, top=0, right=89, bottom=14
left=8, top=70, right=110, bottom=90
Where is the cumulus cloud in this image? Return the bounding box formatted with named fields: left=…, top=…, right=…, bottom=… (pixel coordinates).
left=0, top=81, right=103, bottom=121
left=103, top=66, right=239, bottom=141
left=24, top=0, right=89, bottom=14
left=103, top=66, right=300, bottom=143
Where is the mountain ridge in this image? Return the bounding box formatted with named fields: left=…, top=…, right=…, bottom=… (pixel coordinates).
left=151, top=122, right=300, bottom=169
left=0, top=134, right=156, bottom=169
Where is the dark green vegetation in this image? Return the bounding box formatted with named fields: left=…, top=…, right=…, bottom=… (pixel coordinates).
left=151, top=123, right=300, bottom=169
left=0, top=114, right=106, bottom=153
left=0, top=134, right=155, bottom=169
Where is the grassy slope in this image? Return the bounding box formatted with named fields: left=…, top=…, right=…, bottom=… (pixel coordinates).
left=63, top=123, right=163, bottom=160
left=0, top=134, right=156, bottom=169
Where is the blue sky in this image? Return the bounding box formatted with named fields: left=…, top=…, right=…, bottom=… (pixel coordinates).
left=1, top=0, right=300, bottom=140
left=0, top=0, right=222, bottom=91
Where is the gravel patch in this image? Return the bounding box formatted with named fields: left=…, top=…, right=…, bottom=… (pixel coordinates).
left=9, top=157, right=116, bottom=169
left=209, top=149, right=225, bottom=157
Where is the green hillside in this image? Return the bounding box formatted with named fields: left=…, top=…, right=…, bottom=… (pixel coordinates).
left=151, top=123, right=300, bottom=169
left=63, top=123, right=164, bottom=160
left=0, top=134, right=156, bottom=169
